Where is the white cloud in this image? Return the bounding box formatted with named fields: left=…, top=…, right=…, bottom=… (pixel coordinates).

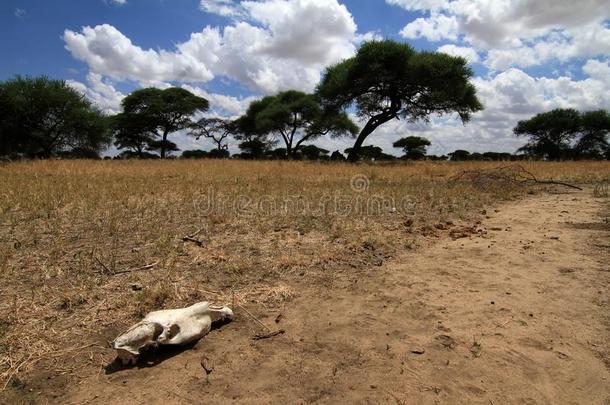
left=436, top=44, right=480, bottom=63
left=64, top=0, right=359, bottom=94
left=400, top=13, right=458, bottom=41
left=200, top=0, right=244, bottom=17
left=67, top=73, right=125, bottom=114
left=390, top=0, right=610, bottom=68
left=64, top=24, right=217, bottom=84
left=14, top=8, right=26, bottom=18
left=180, top=84, right=257, bottom=117
left=582, top=59, right=610, bottom=84
left=484, top=22, right=610, bottom=70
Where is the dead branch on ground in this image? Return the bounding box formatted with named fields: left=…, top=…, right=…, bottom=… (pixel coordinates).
left=452, top=165, right=583, bottom=190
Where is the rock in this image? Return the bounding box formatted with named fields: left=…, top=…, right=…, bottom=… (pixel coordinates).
left=130, top=283, right=143, bottom=291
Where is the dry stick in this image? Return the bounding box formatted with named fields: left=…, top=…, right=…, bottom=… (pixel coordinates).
left=252, top=329, right=285, bottom=340
left=93, top=256, right=111, bottom=274
left=187, top=227, right=205, bottom=238
left=515, top=165, right=583, bottom=190
left=181, top=227, right=205, bottom=246
left=526, top=178, right=582, bottom=190
left=238, top=304, right=271, bottom=332
left=112, top=261, right=160, bottom=276
left=182, top=236, right=204, bottom=247
left=237, top=304, right=288, bottom=341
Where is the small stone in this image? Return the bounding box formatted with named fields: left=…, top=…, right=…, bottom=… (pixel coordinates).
left=130, top=283, right=143, bottom=291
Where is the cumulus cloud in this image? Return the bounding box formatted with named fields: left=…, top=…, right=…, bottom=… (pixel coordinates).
left=67, top=73, right=125, bottom=113
left=181, top=84, right=258, bottom=117
left=400, top=13, right=459, bottom=41
left=436, top=44, right=480, bottom=63
left=389, top=0, right=610, bottom=68
left=199, top=0, right=243, bottom=17
left=64, top=24, right=217, bottom=84
left=64, top=0, right=359, bottom=94
left=485, top=22, right=610, bottom=70
left=582, top=59, right=610, bottom=84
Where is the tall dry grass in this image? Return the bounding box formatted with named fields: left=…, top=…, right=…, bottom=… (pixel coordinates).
left=0, top=159, right=608, bottom=390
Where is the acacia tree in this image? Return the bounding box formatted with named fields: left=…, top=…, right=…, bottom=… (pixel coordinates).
left=300, top=145, right=330, bottom=160
left=189, top=117, right=233, bottom=156
left=112, top=112, right=157, bottom=158
left=238, top=139, right=272, bottom=159
left=121, top=88, right=209, bottom=158
left=0, top=76, right=110, bottom=157
left=317, top=40, right=483, bottom=162
left=514, top=109, right=610, bottom=160
left=344, top=145, right=396, bottom=160
left=576, top=110, right=610, bottom=158
left=514, top=109, right=581, bottom=160
left=235, top=90, right=358, bottom=158
left=393, top=136, right=431, bottom=160
left=448, top=150, right=471, bottom=161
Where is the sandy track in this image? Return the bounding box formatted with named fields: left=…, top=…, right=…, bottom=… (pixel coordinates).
left=63, top=189, right=609, bottom=404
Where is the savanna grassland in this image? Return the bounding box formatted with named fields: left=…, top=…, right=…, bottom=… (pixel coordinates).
left=1, top=160, right=609, bottom=403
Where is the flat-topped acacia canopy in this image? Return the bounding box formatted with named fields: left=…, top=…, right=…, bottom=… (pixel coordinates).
left=316, top=40, right=483, bottom=162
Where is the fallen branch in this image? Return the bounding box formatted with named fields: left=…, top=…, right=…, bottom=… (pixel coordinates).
left=252, top=329, right=285, bottom=340
left=93, top=256, right=111, bottom=274
left=452, top=165, right=583, bottom=191
left=238, top=304, right=271, bottom=332
left=237, top=304, right=286, bottom=340
left=182, top=236, right=204, bottom=247
left=112, top=261, right=160, bottom=276
left=187, top=227, right=205, bottom=238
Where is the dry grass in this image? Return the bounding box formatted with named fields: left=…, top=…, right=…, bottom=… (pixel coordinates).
left=0, top=159, right=608, bottom=391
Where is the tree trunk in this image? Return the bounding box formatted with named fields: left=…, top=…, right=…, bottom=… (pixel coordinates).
left=347, top=110, right=398, bottom=162
left=161, top=130, right=168, bottom=159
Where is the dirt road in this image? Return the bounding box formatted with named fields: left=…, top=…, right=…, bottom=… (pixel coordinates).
left=51, top=190, right=610, bottom=404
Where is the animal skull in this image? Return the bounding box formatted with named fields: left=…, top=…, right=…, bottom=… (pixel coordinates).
left=113, top=301, right=233, bottom=365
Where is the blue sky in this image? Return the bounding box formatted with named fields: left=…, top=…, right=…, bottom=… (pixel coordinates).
left=2, top=0, right=609, bottom=156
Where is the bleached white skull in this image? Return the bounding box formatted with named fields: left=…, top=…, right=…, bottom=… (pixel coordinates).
left=113, top=301, right=233, bottom=365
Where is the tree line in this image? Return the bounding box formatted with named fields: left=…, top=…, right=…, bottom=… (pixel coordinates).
left=1, top=40, right=608, bottom=161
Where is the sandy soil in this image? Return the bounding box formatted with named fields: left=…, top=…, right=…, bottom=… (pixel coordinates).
left=11, top=189, right=610, bottom=404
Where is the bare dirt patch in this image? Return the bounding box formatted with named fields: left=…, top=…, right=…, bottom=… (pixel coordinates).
left=1, top=161, right=609, bottom=404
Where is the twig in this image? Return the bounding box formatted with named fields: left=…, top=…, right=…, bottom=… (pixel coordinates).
left=237, top=304, right=272, bottom=332
left=112, top=261, right=160, bottom=276
left=181, top=227, right=205, bottom=246
left=182, top=236, right=204, bottom=247
left=93, top=256, right=111, bottom=274
left=187, top=227, right=205, bottom=238
left=252, top=329, right=285, bottom=340
left=530, top=179, right=582, bottom=190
